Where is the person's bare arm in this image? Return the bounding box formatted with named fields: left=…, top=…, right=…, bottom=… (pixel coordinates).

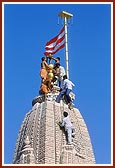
left=44, top=61, right=52, bottom=69
left=47, top=55, right=58, bottom=62
left=51, top=57, right=58, bottom=62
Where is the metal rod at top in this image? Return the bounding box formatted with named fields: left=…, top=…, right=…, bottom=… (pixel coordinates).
left=58, top=11, right=73, bottom=19
left=58, top=11, right=73, bottom=79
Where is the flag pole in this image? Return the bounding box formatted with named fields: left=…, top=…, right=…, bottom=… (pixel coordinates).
left=58, top=11, right=73, bottom=79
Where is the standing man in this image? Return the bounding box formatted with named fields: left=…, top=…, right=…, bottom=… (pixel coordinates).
left=53, top=63, right=66, bottom=88
left=56, top=75, right=75, bottom=109
left=58, top=64, right=66, bottom=88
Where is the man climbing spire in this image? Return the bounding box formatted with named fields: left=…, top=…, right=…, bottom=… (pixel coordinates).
left=56, top=75, right=75, bottom=109
left=59, top=111, right=73, bottom=145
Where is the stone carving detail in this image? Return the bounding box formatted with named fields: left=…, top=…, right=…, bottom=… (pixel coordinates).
left=32, top=95, right=45, bottom=106
left=12, top=100, right=95, bottom=164
left=19, top=136, right=35, bottom=164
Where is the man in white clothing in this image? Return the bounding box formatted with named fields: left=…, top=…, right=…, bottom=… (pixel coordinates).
left=58, top=65, right=66, bottom=87
left=53, top=63, right=66, bottom=88
left=59, top=111, right=73, bottom=145
left=56, top=75, right=75, bottom=109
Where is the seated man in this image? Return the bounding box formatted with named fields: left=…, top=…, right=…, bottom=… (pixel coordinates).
left=56, top=75, right=75, bottom=109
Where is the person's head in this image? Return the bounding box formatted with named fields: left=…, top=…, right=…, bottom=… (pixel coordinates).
left=63, top=111, right=68, bottom=117
left=63, top=75, right=67, bottom=80
left=55, top=63, right=60, bottom=68
left=56, top=57, right=60, bottom=61
left=41, top=57, right=46, bottom=61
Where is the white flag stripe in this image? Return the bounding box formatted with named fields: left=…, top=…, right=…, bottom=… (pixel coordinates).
left=45, top=31, right=65, bottom=48
left=45, top=38, right=65, bottom=53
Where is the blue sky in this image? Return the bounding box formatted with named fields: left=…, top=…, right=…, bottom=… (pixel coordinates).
left=3, top=3, right=112, bottom=165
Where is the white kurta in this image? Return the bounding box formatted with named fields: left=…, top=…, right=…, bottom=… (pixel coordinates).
left=61, top=116, right=73, bottom=144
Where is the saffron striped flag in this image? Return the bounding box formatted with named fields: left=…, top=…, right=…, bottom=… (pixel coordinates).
left=44, top=27, right=65, bottom=56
